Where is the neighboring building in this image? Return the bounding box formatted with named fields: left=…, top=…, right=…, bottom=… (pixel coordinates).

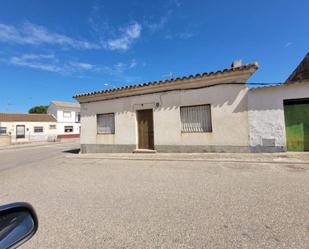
left=47, top=101, right=81, bottom=139
left=74, top=62, right=259, bottom=153
left=249, top=53, right=309, bottom=152
left=0, top=113, right=57, bottom=144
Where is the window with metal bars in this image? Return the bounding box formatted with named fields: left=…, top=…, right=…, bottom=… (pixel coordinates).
left=180, top=105, right=212, bottom=132
left=97, top=113, right=115, bottom=134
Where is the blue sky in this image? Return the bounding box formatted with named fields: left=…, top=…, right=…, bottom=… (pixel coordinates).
left=0, top=0, right=308, bottom=112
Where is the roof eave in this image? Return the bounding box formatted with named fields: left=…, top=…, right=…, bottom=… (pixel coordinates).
left=75, top=66, right=257, bottom=103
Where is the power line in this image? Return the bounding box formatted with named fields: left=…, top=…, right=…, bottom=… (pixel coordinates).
left=246, top=82, right=283, bottom=85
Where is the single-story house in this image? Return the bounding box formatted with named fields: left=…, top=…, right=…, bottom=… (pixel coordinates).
left=47, top=101, right=81, bottom=139
left=0, top=113, right=57, bottom=145
left=248, top=53, right=309, bottom=152
left=74, top=53, right=309, bottom=153
left=74, top=61, right=259, bottom=153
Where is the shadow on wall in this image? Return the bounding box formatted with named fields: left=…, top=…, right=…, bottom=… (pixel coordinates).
left=81, top=84, right=249, bottom=118
left=248, top=82, right=309, bottom=111
left=248, top=86, right=284, bottom=111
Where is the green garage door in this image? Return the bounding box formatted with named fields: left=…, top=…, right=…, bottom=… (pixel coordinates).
left=284, top=99, right=309, bottom=151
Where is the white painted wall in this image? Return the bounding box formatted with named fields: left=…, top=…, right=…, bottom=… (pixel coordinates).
left=56, top=109, right=78, bottom=123
left=47, top=104, right=81, bottom=135
left=81, top=84, right=249, bottom=148
left=56, top=122, right=80, bottom=135
left=0, top=121, right=57, bottom=143
left=248, top=81, right=309, bottom=148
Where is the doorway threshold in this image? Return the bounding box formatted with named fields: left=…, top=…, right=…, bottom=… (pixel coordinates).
left=133, top=149, right=157, bottom=154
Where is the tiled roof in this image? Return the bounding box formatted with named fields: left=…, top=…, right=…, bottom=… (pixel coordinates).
left=50, top=101, right=80, bottom=108
left=249, top=83, right=284, bottom=90
left=74, top=63, right=258, bottom=99
left=286, top=53, right=309, bottom=83
left=0, top=113, right=56, bottom=122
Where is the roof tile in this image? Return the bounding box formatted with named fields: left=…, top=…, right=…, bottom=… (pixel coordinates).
left=74, top=63, right=258, bottom=99
left=0, top=113, right=56, bottom=122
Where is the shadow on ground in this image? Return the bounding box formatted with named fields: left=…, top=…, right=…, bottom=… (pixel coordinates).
left=62, top=148, right=80, bottom=154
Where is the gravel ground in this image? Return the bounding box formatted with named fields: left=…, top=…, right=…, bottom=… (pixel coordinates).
left=0, top=143, right=308, bottom=249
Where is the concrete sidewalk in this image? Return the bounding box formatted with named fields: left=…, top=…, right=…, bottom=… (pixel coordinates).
left=67, top=152, right=309, bottom=165
left=0, top=139, right=79, bottom=151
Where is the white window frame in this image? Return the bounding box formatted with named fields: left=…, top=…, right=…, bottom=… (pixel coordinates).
left=63, top=111, right=72, bottom=118
left=34, top=126, right=44, bottom=133
left=180, top=104, right=212, bottom=133
left=97, top=113, right=115, bottom=134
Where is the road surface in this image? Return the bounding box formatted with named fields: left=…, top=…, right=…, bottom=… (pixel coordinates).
left=0, top=143, right=308, bottom=249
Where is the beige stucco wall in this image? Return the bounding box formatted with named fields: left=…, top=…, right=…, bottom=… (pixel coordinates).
left=248, top=81, right=309, bottom=150
left=80, top=84, right=249, bottom=150
left=0, top=121, right=57, bottom=143
left=0, top=135, right=11, bottom=146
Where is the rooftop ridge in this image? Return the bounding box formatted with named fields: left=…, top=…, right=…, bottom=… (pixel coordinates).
left=0, top=112, right=53, bottom=115
left=0, top=112, right=56, bottom=122
left=74, top=62, right=258, bottom=99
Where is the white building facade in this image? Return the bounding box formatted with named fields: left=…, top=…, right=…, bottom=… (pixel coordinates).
left=248, top=53, right=309, bottom=152
left=75, top=54, right=309, bottom=153
left=75, top=63, right=260, bottom=153
left=47, top=101, right=81, bottom=139
left=248, top=81, right=309, bottom=152
left=0, top=113, right=57, bottom=145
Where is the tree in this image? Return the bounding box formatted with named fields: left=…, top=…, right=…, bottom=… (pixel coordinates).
left=28, top=105, right=49, bottom=114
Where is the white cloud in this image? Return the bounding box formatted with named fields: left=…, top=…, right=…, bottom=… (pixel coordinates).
left=125, top=23, right=142, bottom=39
left=10, top=54, right=62, bottom=72
left=178, top=31, right=195, bottom=39
left=129, top=59, right=137, bottom=68
left=144, top=0, right=181, bottom=34
left=69, top=62, right=94, bottom=70
left=114, top=62, right=126, bottom=72
left=107, top=23, right=142, bottom=51
left=144, top=9, right=174, bottom=34
left=284, top=42, right=293, bottom=48
left=172, top=0, right=182, bottom=7
left=9, top=53, right=138, bottom=77
left=0, top=22, right=100, bottom=49
left=145, top=16, right=168, bottom=33
left=113, top=59, right=137, bottom=73
left=0, top=21, right=142, bottom=52
left=165, top=31, right=196, bottom=40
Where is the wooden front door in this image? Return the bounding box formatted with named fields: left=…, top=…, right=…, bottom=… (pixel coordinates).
left=137, top=109, right=154, bottom=149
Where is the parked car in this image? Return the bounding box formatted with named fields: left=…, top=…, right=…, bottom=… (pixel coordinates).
left=0, top=202, right=38, bottom=249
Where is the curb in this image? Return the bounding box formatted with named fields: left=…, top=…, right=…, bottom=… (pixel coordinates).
left=0, top=141, right=77, bottom=151
left=65, top=155, right=309, bottom=165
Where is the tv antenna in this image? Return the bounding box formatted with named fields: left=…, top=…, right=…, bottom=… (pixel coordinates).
left=163, top=72, right=174, bottom=80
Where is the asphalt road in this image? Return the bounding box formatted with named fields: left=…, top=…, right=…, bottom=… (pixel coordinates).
left=0, top=143, right=308, bottom=249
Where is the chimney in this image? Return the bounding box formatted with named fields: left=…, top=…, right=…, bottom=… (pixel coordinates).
left=231, top=60, right=242, bottom=69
